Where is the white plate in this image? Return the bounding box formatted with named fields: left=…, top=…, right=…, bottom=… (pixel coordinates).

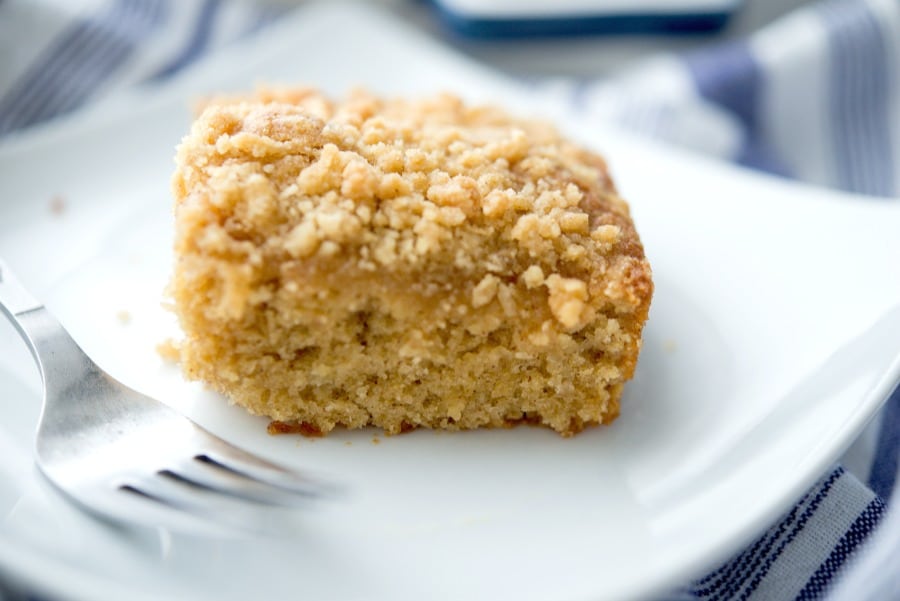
left=1, top=4, right=900, bottom=601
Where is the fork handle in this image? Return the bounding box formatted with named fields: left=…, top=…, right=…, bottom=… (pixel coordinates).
left=0, top=258, right=94, bottom=395
left=0, top=259, right=42, bottom=317
left=0, top=258, right=47, bottom=364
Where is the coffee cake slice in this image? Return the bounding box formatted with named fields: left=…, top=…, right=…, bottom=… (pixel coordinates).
left=169, top=88, right=652, bottom=436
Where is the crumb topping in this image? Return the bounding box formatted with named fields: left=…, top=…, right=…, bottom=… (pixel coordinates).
left=174, top=88, right=649, bottom=333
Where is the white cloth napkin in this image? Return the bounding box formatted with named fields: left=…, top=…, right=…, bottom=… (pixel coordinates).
left=0, top=1, right=898, bottom=599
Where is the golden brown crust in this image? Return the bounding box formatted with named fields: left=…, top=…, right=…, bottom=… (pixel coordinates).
left=169, top=87, right=653, bottom=437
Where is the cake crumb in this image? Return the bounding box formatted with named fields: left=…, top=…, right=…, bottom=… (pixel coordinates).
left=156, top=339, right=181, bottom=362
left=471, top=274, right=500, bottom=308
left=545, top=274, right=589, bottom=330
left=49, top=195, right=66, bottom=216
left=521, top=265, right=545, bottom=289
left=116, top=310, right=132, bottom=324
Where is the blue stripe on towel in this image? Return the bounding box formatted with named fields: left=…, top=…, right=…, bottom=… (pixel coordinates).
left=683, top=40, right=790, bottom=177
left=0, top=0, right=166, bottom=135
left=0, top=5, right=126, bottom=132
left=795, top=497, right=886, bottom=600
left=24, top=1, right=146, bottom=122
left=689, top=469, right=844, bottom=600
left=735, top=469, right=850, bottom=600
left=685, top=41, right=758, bottom=135
left=689, top=475, right=825, bottom=598
left=147, top=0, right=221, bottom=82
left=868, top=386, right=900, bottom=501
left=820, top=0, right=894, bottom=196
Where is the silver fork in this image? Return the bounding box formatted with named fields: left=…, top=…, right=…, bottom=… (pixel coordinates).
left=0, top=258, right=331, bottom=535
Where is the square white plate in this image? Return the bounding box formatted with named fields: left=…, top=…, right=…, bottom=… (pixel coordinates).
left=1, top=3, right=899, bottom=601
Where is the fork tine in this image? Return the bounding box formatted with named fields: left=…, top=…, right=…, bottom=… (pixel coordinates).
left=62, top=477, right=238, bottom=537
left=118, top=472, right=303, bottom=534
left=193, top=434, right=338, bottom=497
left=112, top=483, right=238, bottom=536
left=162, top=458, right=316, bottom=507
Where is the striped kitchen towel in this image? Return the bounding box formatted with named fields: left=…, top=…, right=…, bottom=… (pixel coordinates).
left=0, top=1, right=898, bottom=600
left=563, top=0, right=900, bottom=199
left=0, top=0, right=286, bottom=136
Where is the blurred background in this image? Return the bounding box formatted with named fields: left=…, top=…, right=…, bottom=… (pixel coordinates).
left=4, top=0, right=894, bottom=196
left=378, top=0, right=814, bottom=76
